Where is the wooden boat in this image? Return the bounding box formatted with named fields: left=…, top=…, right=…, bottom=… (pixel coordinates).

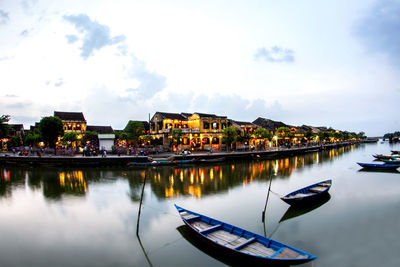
left=381, top=158, right=400, bottom=164
left=194, top=157, right=226, bottom=164
left=357, top=162, right=400, bottom=170
left=280, top=180, right=332, bottom=206
left=391, top=150, right=400, bottom=155
left=128, top=159, right=195, bottom=167
left=175, top=204, right=316, bottom=265
left=372, top=154, right=399, bottom=160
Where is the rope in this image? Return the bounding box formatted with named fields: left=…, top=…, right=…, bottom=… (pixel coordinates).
left=269, top=189, right=281, bottom=197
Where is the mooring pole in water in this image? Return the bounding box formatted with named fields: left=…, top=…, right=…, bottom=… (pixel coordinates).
left=136, top=170, right=148, bottom=236
left=262, top=174, right=273, bottom=223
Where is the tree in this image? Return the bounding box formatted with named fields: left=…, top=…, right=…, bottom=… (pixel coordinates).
left=39, top=116, right=64, bottom=148
left=82, top=131, right=98, bottom=144
left=0, top=115, right=11, bottom=138
left=124, top=121, right=144, bottom=144
left=253, top=128, right=272, bottom=140
left=171, top=129, right=183, bottom=148
left=222, top=126, right=238, bottom=151
left=62, top=132, right=78, bottom=146
left=24, top=132, right=41, bottom=146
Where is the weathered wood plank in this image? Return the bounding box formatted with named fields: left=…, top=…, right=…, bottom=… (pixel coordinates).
left=274, top=247, right=308, bottom=259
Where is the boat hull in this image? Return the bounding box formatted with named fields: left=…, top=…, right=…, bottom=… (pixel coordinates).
left=175, top=205, right=316, bottom=265
left=281, top=180, right=332, bottom=206
left=357, top=162, right=400, bottom=170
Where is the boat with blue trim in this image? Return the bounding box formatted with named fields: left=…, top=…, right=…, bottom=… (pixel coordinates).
left=175, top=204, right=316, bottom=265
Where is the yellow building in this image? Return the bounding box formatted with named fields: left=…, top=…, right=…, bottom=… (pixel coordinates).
left=149, top=112, right=229, bottom=150
left=54, top=111, right=86, bottom=133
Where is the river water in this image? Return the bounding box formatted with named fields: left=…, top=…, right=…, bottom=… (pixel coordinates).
left=1, top=141, right=399, bottom=267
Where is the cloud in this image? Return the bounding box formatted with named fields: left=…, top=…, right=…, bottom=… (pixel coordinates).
left=0, top=9, right=9, bottom=25
left=63, top=14, right=126, bottom=59
left=127, top=55, right=167, bottom=99
left=20, top=29, right=29, bottom=37
left=355, top=0, right=400, bottom=65
left=254, top=46, right=295, bottom=63
left=65, top=34, right=78, bottom=44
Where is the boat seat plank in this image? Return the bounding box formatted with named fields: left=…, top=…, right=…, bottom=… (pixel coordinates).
left=239, top=242, right=276, bottom=257
left=191, top=221, right=212, bottom=231
left=181, top=213, right=200, bottom=221
left=207, top=230, right=239, bottom=244
left=199, top=224, right=222, bottom=234
left=318, top=182, right=330, bottom=187
left=309, top=186, right=326, bottom=193
left=273, top=247, right=308, bottom=259
left=230, top=237, right=256, bottom=250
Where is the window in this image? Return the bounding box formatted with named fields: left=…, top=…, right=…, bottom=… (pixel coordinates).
left=166, top=123, right=173, bottom=129
left=212, top=122, right=219, bottom=130
left=203, top=122, right=210, bottom=129
left=202, top=137, right=210, bottom=144
left=157, top=121, right=163, bottom=130
left=212, top=137, right=219, bottom=144
left=221, top=123, right=227, bottom=129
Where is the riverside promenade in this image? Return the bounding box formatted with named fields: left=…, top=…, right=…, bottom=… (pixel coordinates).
left=0, top=141, right=364, bottom=167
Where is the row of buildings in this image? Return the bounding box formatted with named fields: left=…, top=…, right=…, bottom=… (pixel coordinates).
left=2, top=110, right=356, bottom=152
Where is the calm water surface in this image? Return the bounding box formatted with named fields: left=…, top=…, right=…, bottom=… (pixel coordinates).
left=1, top=142, right=400, bottom=267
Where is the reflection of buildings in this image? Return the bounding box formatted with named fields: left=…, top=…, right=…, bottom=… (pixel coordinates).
left=149, top=145, right=357, bottom=199
left=58, top=170, right=87, bottom=195
left=0, top=144, right=357, bottom=201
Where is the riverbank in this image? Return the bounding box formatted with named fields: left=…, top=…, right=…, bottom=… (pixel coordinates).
left=0, top=141, right=366, bottom=167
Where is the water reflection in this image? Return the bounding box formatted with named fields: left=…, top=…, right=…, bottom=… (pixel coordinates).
left=279, top=194, right=331, bottom=223
left=0, top=145, right=357, bottom=201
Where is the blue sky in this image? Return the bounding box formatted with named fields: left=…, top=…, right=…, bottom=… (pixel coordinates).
left=0, top=0, right=399, bottom=136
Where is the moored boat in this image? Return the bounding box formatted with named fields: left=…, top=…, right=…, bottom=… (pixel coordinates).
left=372, top=154, right=399, bottom=160
left=280, top=180, right=332, bottom=206
left=175, top=204, right=316, bottom=265
left=128, top=159, right=195, bottom=167
left=357, top=162, right=400, bottom=170
left=381, top=158, right=400, bottom=164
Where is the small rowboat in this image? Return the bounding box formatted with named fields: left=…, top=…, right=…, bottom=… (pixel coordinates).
left=280, top=180, right=332, bottom=206
left=128, top=159, right=195, bottom=167
left=175, top=204, right=316, bottom=265
left=357, top=162, right=400, bottom=170
left=381, top=158, right=400, bottom=164
left=372, top=154, right=399, bottom=160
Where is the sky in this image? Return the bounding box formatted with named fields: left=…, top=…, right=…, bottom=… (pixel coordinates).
left=1, top=0, right=400, bottom=136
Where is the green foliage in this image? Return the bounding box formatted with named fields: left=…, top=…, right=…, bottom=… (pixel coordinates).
left=276, top=127, right=293, bottom=138
left=39, top=116, right=64, bottom=148
left=222, top=126, right=238, bottom=150
left=124, top=121, right=145, bottom=143
left=305, top=130, right=314, bottom=140
left=62, top=132, right=78, bottom=146
left=318, top=131, right=331, bottom=141
left=0, top=115, right=11, bottom=138
left=171, top=129, right=183, bottom=146
left=82, top=131, right=98, bottom=144
left=9, top=136, right=22, bottom=147
left=24, top=132, right=41, bottom=146
left=253, top=128, right=272, bottom=140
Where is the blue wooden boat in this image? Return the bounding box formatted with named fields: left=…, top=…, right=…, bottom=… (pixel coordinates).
left=357, top=162, right=400, bottom=170
left=175, top=204, right=316, bottom=265
left=280, top=180, right=332, bottom=206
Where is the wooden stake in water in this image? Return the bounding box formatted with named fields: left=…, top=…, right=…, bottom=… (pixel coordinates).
left=136, top=170, right=148, bottom=236
left=262, top=174, right=273, bottom=223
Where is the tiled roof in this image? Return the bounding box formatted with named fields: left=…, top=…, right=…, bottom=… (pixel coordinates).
left=86, top=125, right=114, bottom=134
left=195, top=112, right=227, bottom=119
left=54, top=111, right=86, bottom=121
left=252, top=117, right=289, bottom=131
left=231, top=120, right=257, bottom=127
left=156, top=112, right=188, bottom=120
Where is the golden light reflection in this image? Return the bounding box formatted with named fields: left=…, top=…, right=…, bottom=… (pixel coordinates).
left=58, top=170, right=87, bottom=194
left=155, top=146, right=351, bottom=199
